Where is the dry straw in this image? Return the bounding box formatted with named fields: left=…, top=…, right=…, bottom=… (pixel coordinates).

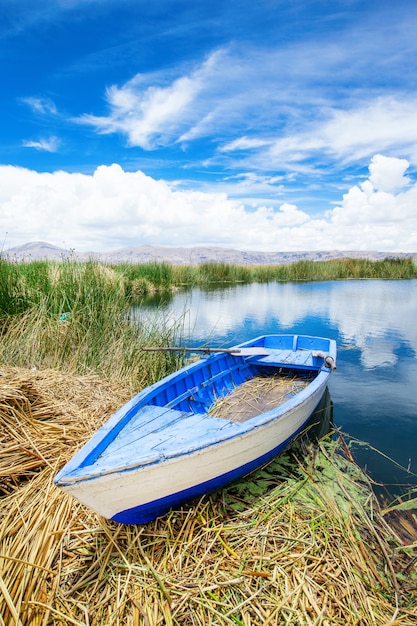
left=209, top=375, right=309, bottom=422
left=1, top=365, right=416, bottom=625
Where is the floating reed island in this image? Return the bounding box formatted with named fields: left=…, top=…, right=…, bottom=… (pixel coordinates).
left=1, top=365, right=417, bottom=625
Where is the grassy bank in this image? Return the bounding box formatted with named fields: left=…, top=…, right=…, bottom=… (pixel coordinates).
left=0, top=365, right=416, bottom=625
left=1, top=257, right=416, bottom=311
left=1, top=257, right=417, bottom=624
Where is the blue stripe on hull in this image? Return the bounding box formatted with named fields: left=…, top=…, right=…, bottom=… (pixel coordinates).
left=110, top=412, right=312, bottom=524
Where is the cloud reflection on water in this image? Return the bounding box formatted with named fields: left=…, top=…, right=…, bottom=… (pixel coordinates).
left=157, top=280, right=417, bottom=370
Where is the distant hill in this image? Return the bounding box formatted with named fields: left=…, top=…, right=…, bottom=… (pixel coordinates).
left=3, top=241, right=417, bottom=265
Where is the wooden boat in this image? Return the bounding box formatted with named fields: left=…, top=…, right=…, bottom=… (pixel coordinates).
left=54, top=334, right=336, bottom=524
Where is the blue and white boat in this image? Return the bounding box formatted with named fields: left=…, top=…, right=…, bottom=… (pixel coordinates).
left=54, top=334, right=336, bottom=524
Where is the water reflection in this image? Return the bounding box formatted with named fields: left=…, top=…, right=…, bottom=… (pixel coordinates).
left=306, top=387, right=334, bottom=442
left=138, top=280, right=417, bottom=371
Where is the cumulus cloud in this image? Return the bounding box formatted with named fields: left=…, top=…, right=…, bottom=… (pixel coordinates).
left=327, top=155, right=417, bottom=250
left=368, top=154, right=410, bottom=192
left=0, top=155, right=416, bottom=253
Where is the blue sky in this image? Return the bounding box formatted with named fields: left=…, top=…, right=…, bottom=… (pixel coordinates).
left=1, top=0, right=417, bottom=252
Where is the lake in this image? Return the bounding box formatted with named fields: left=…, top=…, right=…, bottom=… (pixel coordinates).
left=137, top=279, right=417, bottom=495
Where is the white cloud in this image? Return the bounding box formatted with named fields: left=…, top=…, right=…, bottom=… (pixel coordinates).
left=64, top=25, right=417, bottom=184
left=326, top=155, right=417, bottom=250
left=76, top=50, right=225, bottom=150
left=0, top=155, right=416, bottom=253
left=368, top=154, right=410, bottom=192
left=320, top=97, right=417, bottom=161
left=22, top=136, right=60, bottom=152
left=220, top=137, right=272, bottom=152
left=264, top=97, right=417, bottom=169
left=71, top=29, right=417, bottom=170
left=22, top=97, right=57, bottom=115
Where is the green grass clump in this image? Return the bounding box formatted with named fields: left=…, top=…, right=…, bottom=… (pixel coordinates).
left=250, top=257, right=417, bottom=282
left=0, top=257, right=30, bottom=316
left=113, top=261, right=174, bottom=293
left=171, top=264, right=199, bottom=285
left=197, top=262, right=253, bottom=284
left=0, top=258, right=181, bottom=389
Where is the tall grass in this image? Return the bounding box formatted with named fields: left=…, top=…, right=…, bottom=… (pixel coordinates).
left=113, top=261, right=174, bottom=296
left=0, top=257, right=28, bottom=316
left=159, top=256, right=417, bottom=286
left=1, top=256, right=416, bottom=315
left=0, top=259, right=181, bottom=389
left=197, top=262, right=253, bottom=284
left=1, top=255, right=415, bottom=372
left=251, top=257, right=417, bottom=282
left=119, top=256, right=417, bottom=290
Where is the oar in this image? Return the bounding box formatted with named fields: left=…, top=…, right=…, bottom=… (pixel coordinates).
left=141, top=346, right=269, bottom=356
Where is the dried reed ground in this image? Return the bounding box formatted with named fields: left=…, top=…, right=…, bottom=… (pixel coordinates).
left=1, top=366, right=417, bottom=626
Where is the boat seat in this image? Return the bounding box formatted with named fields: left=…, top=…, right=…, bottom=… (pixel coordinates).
left=105, top=405, right=190, bottom=448
left=248, top=348, right=317, bottom=369
left=97, top=407, right=240, bottom=469
left=147, top=411, right=243, bottom=457
left=164, top=362, right=251, bottom=411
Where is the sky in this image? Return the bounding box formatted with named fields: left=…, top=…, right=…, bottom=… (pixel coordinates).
left=1, top=0, right=417, bottom=253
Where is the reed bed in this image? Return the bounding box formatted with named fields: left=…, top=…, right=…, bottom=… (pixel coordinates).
left=1, top=365, right=416, bottom=625
left=107, top=257, right=417, bottom=288
left=210, top=375, right=309, bottom=422
left=2, top=256, right=417, bottom=318
left=0, top=298, right=181, bottom=396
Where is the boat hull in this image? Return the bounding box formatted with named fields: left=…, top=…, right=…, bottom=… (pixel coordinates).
left=55, top=334, right=336, bottom=524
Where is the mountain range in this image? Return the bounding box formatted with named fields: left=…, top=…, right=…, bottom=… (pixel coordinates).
left=3, top=241, right=417, bottom=265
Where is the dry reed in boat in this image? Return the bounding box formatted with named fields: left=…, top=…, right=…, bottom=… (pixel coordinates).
left=210, top=375, right=309, bottom=422
left=0, top=365, right=416, bottom=625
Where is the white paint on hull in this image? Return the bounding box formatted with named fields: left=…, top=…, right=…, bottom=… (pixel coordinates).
left=59, top=379, right=326, bottom=520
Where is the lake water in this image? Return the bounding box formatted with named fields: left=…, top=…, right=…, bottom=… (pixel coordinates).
left=137, top=280, right=417, bottom=494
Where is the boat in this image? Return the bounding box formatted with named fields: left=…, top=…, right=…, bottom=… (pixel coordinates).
left=54, top=334, right=336, bottom=524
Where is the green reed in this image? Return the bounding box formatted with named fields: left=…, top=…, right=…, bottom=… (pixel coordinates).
left=249, top=257, right=417, bottom=282
left=169, top=256, right=417, bottom=286
left=113, top=261, right=174, bottom=295
left=196, top=262, right=253, bottom=284
left=0, top=258, right=181, bottom=389
left=2, top=253, right=410, bottom=382
left=0, top=257, right=29, bottom=317
left=1, top=256, right=416, bottom=317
